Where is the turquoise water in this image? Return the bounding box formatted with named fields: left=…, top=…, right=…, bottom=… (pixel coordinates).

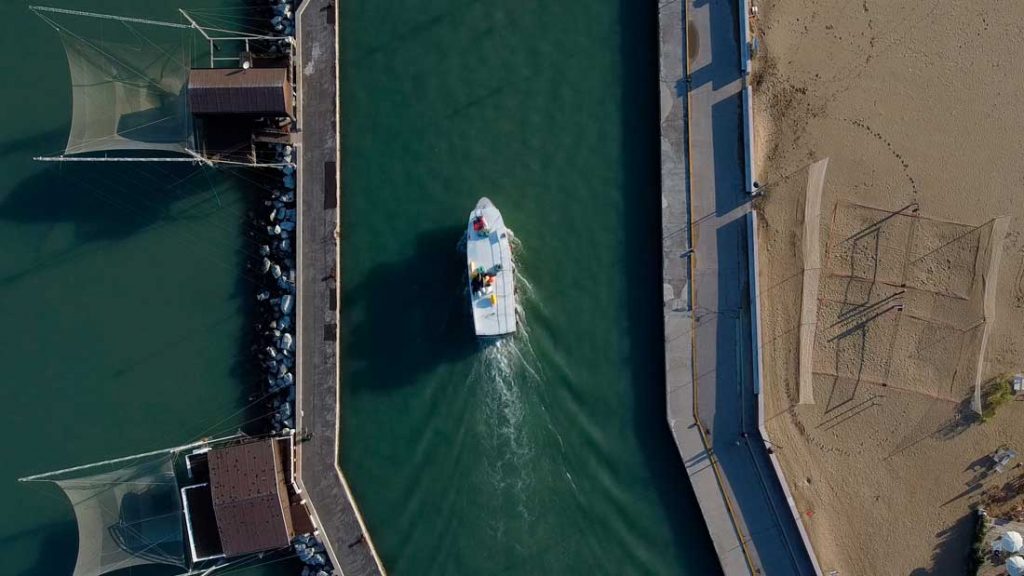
left=339, top=1, right=718, bottom=574
left=0, top=0, right=717, bottom=574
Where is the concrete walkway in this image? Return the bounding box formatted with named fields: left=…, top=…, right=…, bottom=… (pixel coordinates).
left=662, top=1, right=818, bottom=574
left=660, top=0, right=753, bottom=574
left=294, top=1, right=385, bottom=574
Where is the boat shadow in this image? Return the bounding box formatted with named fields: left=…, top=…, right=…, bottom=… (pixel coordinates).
left=344, top=226, right=477, bottom=390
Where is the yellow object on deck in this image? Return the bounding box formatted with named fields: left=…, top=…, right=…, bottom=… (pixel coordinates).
left=489, top=293, right=497, bottom=306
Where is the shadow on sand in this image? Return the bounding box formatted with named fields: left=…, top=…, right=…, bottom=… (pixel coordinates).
left=344, top=226, right=478, bottom=391
left=909, top=512, right=973, bottom=576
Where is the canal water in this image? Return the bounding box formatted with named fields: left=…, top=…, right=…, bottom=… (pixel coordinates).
left=339, top=1, right=717, bottom=574
left=0, top=0, right=717, bottom=575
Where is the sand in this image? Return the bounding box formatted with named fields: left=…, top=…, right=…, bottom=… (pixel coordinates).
left=752, top=1, right=1024, bottom=574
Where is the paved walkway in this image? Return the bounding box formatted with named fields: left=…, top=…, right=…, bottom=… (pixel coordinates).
left=660, top=0, right=753, bottom=574
left=294, top=1, right=385, bottom=574
left=662, top=1, right=818, bottom=574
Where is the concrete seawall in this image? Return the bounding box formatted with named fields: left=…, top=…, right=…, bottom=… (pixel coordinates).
left=661, top=0, right=820, bottom=574
left=294, top=0, right=386, bottom=573
left=659, top=0, right=754, bottom=573
left=749, top=210, right=823, bottom=575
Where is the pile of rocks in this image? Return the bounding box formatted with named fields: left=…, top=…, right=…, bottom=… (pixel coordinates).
left=252, top=145, right=298, bottom=434
left=270, top=0, right=296, bottom=37
left=293, top=534, right=335, bottom=576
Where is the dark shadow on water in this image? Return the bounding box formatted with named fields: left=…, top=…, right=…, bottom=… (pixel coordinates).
left=345, top=226, right=477, bottom=391
left=0, top=126, right=68, bottom=160
left=0, top=153, right=271, bottom=437
left=0, top=158, right=243, bottom=294
left=0, top=161, right=216, bottom=244
left=619, top=1, right=722, bottom=573
left=19, top=521, right=76, bottom=576
left=229, top=170, right=275, bottom=437
left=20, top=523, right=199, bottom=576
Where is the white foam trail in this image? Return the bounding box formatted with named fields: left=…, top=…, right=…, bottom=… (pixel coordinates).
left=460, top=228, right=578, bottom=522
left=473, top=338, right=534, bottom=520
left=461, top=230, right=541, bottom=522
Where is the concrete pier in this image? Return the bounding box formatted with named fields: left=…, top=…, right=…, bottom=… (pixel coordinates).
left=659, top=0, right=818, bottom=574
left=293, top=0, right=386, bottom=574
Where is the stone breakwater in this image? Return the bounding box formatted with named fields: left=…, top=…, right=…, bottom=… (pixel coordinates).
left=248, top=150, right=340, bottom=574
left=253, top=3, right=340, bottom=575
left=252, top=146, right=298, bottom=435
left=270, top=0, right=296, bottom=37
left=293, top=533, right=333, bottom=576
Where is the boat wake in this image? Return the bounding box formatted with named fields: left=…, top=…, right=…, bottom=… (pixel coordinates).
left=460, top=227, right=577, bottom=531
left=471, top=337, right=543, bottom=529
left=462, top=235, right=542, bottom=523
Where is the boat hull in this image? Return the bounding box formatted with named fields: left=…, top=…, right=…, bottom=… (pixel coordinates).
left=466, top=197, right=517, bottom=337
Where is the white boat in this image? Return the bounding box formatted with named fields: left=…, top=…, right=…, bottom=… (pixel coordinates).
left=466, top=197, right=517, bottom=337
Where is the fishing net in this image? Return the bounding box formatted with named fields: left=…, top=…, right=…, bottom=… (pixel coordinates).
left=48, top=452, right=187, bottom=576
left=33, top=8, right=197, bottom=156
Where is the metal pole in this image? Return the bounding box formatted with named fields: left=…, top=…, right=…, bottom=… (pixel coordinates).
left=178, top=9, right=289, bottom=41
left=30, top=5, right=191, bottom=29
left=19, top=433, right=243, bottom=482
left=178, top=9, right=212, bottom=41
left=34, top=156, right=204, bottom=162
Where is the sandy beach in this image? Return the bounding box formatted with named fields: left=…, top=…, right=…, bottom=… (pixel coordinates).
left=752, top=1, right=1024, bottom=574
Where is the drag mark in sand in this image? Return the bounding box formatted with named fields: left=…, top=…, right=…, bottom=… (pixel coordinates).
left=843, top=118, right=920, bottom=198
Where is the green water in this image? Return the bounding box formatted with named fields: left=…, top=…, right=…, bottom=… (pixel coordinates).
left=0, top=1, right=291, bottom=574
left=0, top=0, right=716, bottom=574
left=339, top=1, right=717, bottom=574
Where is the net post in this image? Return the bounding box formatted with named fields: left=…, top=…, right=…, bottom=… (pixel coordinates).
left=19, top=433, right=245, bottom=482
left=178, top=9, right=211, bottom=41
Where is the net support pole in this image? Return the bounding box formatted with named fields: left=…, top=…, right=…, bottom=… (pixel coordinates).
left=178, top=9, right=292, bottom=41
left=33, top=156, right=204, bottom=162
left=185, top=148, right=215, bottom=167
left=178, top=9, right=212, bottom=41
left=19, top=433, right=244, bottom=482
left=29, top=5, right=191, bottom=29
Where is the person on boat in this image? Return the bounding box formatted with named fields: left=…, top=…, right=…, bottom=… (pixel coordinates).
left=472, top=215, right=489, bottom=236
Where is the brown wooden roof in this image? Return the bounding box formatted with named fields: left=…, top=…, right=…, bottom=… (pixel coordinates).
left=188, top=68, right=292, bottom=116
left=208, top=439, right=293, bottom=557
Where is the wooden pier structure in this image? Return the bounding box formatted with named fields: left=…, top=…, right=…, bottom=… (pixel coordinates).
left=293, top=0, right=386, bottom=574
